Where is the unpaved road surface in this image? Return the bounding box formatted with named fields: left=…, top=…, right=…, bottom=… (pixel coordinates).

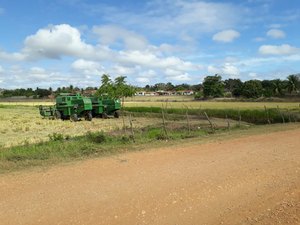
left=1, top=128, right=300, bottom=225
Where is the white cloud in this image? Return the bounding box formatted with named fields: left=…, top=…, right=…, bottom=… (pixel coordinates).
left=253, top=37, right=265, bottom=42
left=212, top=29, right=240, bottom=43
left=269, top=24, right=282, bottom=29
left=92, top=25, right=148, bottom=50
left=23, top=24, right=95, bottom=60
left=71, top=59, right=104, bottom=76
left=135, top=69, right=157, bottom=84
left=266, top=29, right=286, bottom=39
left=259, top=44, right=300, bottom=55
left=167, top=73, right=192, bottom=82
left=109, top=65, right=136, bottom=76
left=136, top=77, right=150, bottom=83
left=0, top=65, right=4, bottom=73
left=118, top=50, right=199, bottom=71
left=102, top=0, right=243, bottom=41
left=207, top=63, right=240, bottom=78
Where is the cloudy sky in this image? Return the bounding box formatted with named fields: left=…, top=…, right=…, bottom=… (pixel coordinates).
left=0, top=0, right=299, bottom=89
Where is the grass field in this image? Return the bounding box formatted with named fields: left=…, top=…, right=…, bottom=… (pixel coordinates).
left=1, top=99, right=300, bottom=109
left=0, top=98, right=299, bottom=147
left=0, top=105, right=163, bottom=147
left=0, top=104, right=245, bottom=148
left=125, top=101, right=300, bottom=109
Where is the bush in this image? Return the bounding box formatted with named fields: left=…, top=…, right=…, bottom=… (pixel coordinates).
left=86, top=131, right=106, bottom=143
left=48, top=133, right=64, bottom=141
left=146, top=128, right=168, bottom=140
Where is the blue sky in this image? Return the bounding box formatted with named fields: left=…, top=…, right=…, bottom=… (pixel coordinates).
left=0, top=0, right=299, bottom=89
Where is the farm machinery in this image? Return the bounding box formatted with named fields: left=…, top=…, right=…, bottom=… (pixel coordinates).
left=90, top=97, right=121, bottom=118
left=39, top=93, right=121, bottom=121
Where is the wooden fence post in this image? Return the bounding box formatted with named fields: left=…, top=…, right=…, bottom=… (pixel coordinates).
left=129, top=113, right=135, bottom=142
left=204, top=111, right=214, bottom=133
left=226, top=114, right=230, bottom=130
left=186, top=107, right=191, bottom=135
left=264, top=105, right=271, bottom=124
left=277, top=105, right=285, bottom=123
left=238, top=108, right=241, bottom=127
left=161, top=106, right=168, bottom=139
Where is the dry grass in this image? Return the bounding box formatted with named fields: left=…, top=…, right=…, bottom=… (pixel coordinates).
left=1, top=98, right=299, bottom=109
left=0, top=106, right=163, bottom=147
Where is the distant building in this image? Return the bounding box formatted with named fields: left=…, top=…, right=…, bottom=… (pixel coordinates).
left=176, top=90, right=194, bottom=95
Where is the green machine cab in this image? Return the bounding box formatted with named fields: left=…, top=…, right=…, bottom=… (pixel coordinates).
left=90, top=97, right=121, bottom=118
left=55, top=93, right=93, bottom=121
left=39, top=93, right=93, bottom=121
left=39, top=93, right=121, bottom=121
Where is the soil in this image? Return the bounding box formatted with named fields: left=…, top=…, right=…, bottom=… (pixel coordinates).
left=0, top=127, right=299, bottom=225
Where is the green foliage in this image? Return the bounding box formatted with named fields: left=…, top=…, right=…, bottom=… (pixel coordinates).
left=224, top=79, right=243, bottom=97
left=86, top=131, right=107, bottom=143
left=125, top=106, right=298, bottom=124
left=48, top=133, right=64, bottom=141
left=194, top=91, right=204, bottom=99
left=287, top=74, right=300, bottom=94
left=1, top=87, right=51, bottom=98
left=203, top=75, right=224, bottom=98
left=96, top=74, right=136, bottom=99
left=242, top=80, right=263, bottom=98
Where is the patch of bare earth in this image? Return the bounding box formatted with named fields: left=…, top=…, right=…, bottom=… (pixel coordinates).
left=0, top=127, right=299, bottom=225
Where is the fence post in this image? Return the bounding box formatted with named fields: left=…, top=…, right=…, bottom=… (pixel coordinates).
left=129, top=113, right=135, bottom=142
left=238, top=108, right=241, bottom=127
left=161, top=105, right=168, bottom=139
left=277, top=105, right=285, bottom=123
left=264, top=105, right=271, bottom=124
left=226, top=114, right=230, bottom=130
left=287, top=109, right=292, bottom=123
left=186, top=107, right=191, bottom=135
left=121, top=97, right=127, bottom=134
left=204, top=111, right=214, bottom=133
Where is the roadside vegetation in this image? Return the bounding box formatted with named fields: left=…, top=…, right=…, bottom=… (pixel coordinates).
left=1, top=99, right=300, bottom=173
left=0, top=73, right=299, bottom=173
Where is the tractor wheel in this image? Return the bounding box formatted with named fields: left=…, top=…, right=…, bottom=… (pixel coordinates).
left=114, top=110, right=120, bottom=118
left=102, top=113, right=108, bottom=119
left=85, top=111, right=93, bottom=121
left=70, top=114, right=78, bottom=122
left=55, top=111, right=61, bottom=120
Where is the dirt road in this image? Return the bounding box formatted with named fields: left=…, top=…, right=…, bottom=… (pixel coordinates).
left=1, top=127, right=300, bottom=225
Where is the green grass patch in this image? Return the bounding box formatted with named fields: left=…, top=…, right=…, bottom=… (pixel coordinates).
left=124, top=106, right=300, bottom=124
left=0, top=123, right=242, bottom=173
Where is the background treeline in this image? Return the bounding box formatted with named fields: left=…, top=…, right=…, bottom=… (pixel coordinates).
left=200, top=74, right=300, bottom=99
left=0, top=73, right=299, bottom=99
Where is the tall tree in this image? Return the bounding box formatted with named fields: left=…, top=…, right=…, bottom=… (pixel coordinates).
left=224, top=79, right=243, bottom=97
left=96, top=74, right=135, bottom=99
left=203, top=74, right=224, bottom=98
left=242, top=80, right=263, bottom=98
left=286, top=74, right=299, bottom=94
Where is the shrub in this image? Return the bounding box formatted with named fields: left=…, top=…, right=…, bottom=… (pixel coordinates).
left=48, top=133, right=64, bottom=141
left=86, top=131, right=106, bottom=143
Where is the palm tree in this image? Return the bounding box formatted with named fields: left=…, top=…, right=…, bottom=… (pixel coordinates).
left=287, top=75, right=299, bottom=94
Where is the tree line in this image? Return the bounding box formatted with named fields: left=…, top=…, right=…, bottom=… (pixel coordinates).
left=0, top=73, right=299, bottom=99
left=202, top=74, right=300, bottom=99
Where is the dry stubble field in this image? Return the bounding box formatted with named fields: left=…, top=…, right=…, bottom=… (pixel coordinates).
left=0, top=99, right=299, bottom=147
left=0, top=106, right=164, bottom=147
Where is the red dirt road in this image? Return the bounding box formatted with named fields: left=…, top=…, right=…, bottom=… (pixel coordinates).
left=0, top=127, right=300, bottom=225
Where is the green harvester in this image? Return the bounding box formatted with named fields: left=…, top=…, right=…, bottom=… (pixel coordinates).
left=90, top=97, right=121, bottom=118
left=39, top=93, right=93, bottom=121
left=39, top=93, right=121, bottom=121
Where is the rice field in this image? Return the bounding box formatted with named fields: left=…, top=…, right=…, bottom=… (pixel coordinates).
left=1, top=100, right=300, bottom=110
left=1, top=98, right=299, bottom=147
left=0, top=106, right=163, bottom=147
left=125, top=101, right=300, bottom=110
